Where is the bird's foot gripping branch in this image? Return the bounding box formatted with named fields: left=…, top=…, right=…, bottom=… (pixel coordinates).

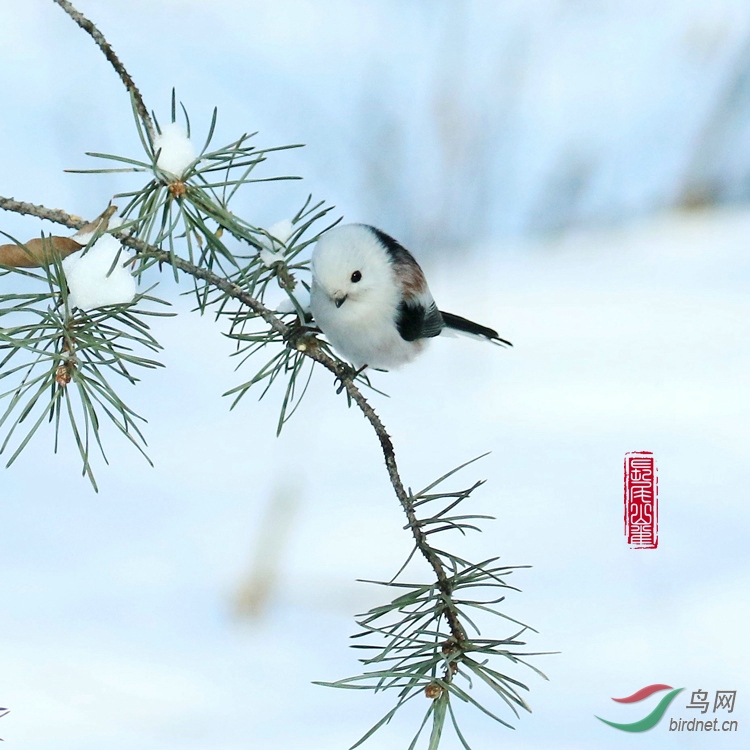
left=0, top=1, right=547, bottom=747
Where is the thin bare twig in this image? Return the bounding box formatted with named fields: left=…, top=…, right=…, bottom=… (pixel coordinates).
left=25, top=0, right=471, bottom=654
left=52, top=0, right=156, bottom=144
left=0, top=193, right=468, bottom=644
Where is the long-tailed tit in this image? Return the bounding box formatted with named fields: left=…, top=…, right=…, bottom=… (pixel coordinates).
left=310, top=223, right=511, bottom=371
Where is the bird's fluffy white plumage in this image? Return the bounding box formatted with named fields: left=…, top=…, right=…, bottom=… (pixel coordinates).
left=310, top=224, right=433, bottom=369
left=310, top=223, right=507, bottom=370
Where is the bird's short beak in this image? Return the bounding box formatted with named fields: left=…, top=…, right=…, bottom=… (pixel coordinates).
left=334, top=294, right=348, bottom=308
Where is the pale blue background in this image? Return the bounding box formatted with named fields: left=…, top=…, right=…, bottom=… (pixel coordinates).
left=1, top=2, right=748, bottom=748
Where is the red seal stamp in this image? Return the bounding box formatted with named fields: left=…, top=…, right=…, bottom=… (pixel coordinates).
left=624, top=451, right=658, bottom=549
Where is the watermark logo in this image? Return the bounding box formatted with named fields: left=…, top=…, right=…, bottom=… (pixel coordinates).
left=670, top=689, right=739, bottom=733
left=597, top=685, right=739, bottom=734
left=596, top=684, right=682, bottom=732
left=624, top=451, right=658, bottom=549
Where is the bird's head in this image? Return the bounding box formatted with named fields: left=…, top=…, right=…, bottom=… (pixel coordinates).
left=311, top=224, right=398, bottom=313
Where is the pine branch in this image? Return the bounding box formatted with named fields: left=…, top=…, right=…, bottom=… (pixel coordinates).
left=0, top=193, right=468, bottom=646
left=51, top=0, right=156, bottom=144
left=0, top=197, right=86, bottom=230
left=1, top=3, right=543, bottom=744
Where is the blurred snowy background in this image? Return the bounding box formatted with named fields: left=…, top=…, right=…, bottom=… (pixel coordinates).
left=1, top=1, right=749, bottom=748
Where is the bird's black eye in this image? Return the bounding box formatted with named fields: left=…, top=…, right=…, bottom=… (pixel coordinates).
left=351, top=270, right=362, bottom=283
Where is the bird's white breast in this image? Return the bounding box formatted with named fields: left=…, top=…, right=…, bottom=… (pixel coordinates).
left=310, top=277, right=425, bottom=370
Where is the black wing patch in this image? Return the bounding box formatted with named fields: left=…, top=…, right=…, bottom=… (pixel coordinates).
left=396, top=299, right=444, bottom=342
left=366, top=224, right=445, bottom=341
left=367, top=226, right=418, bottom=268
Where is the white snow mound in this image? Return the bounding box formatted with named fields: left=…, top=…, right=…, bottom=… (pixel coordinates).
left=62, top=234, right=136, bottom=311
left=267, top=219, right=294, bottom=246
left=259, top=219, right=295, bottom=267
left=154, top=122, right=196, bottom=179
left=276, top=286, right=311, bottom=314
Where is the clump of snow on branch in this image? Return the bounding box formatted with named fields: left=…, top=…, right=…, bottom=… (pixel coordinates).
left=259, top=219, right=294, bottom=267
left=72, top=228, right=97, bottom=246
left=154, top=122, right=196, bottom=178
left=62, top=235, right=136, bottom=311
left=71, top=213, right=130, bottom=248
left=108, top=216, right=127, bottom=231
left=276, top=286, right=311, bottom=315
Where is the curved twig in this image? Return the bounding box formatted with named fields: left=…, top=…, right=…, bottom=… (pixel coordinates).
left=0, top=193, right=468, bottom=644
left=27, top=0, right=471, bottom=650
left=52, top=0, right=156, bottom=144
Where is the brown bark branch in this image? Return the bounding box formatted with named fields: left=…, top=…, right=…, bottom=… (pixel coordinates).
left=52, top=0, right=156, bottom=144
left=0, top=196, right=468, bottom=645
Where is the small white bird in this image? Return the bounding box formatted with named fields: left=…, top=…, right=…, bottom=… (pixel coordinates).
left=310, top=223, right=511, bottom=371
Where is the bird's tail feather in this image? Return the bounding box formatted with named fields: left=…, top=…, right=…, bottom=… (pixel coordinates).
left=440, top=311, right=512, bottom=347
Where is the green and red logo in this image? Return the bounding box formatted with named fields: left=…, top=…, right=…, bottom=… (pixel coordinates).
left=596, top=684, right=684, bottom=732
